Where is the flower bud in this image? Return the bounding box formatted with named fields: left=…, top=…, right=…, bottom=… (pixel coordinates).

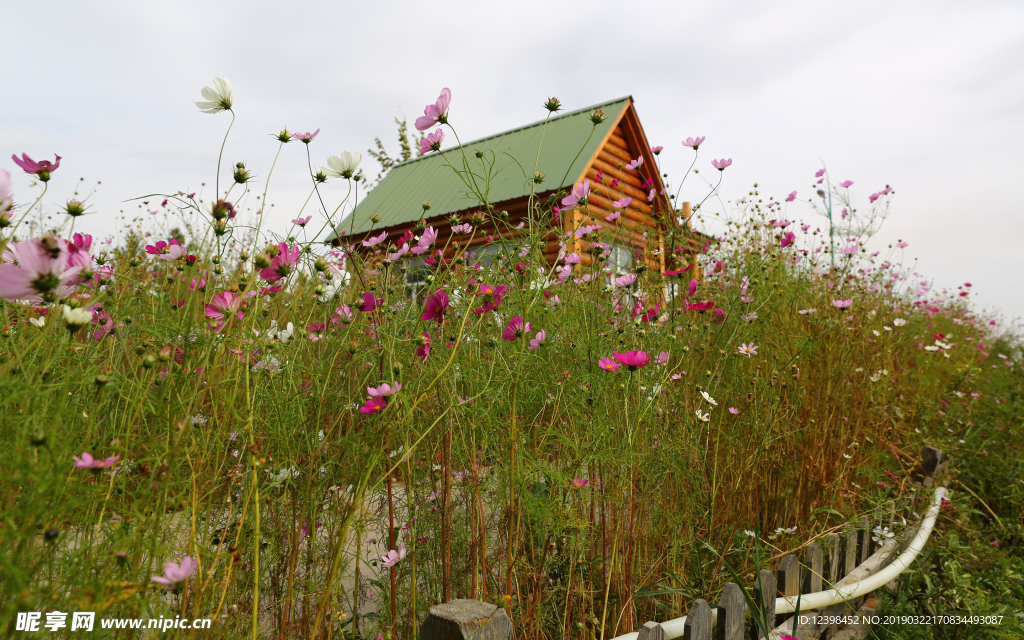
left=590, top=109, right=606, bottom=125
left=314, top=170, right=328, bottom=183
left=254, top=253, right=272, bottom=269
left=275, top=128, right=291, bottom=143
left=158, top=346, right=174, bottom=362
left=44, top=528, right=60, bottom=542
left=371, top=215, right=381, bottom=224
left=213, top=220, right=229, bottom=236
left=313, top=257, right=329, bottom=272
left=422, top=202, right=431, bottom=211
left=233, top=162, right=253, bottom=184
left=142, top=353, right=158, bottom=368
left=533, top=172, right=544, bottom=184
left=64, top=199, right=87, bottom=217
left=30, top=430, right=46, bottom=446
left=544, top=97, right=562, bottom=112
left=211, top=199, right=236, bottom=220
left=0, top=212, right=10, bottom=228
left=94, top=374, right=109, bottom=387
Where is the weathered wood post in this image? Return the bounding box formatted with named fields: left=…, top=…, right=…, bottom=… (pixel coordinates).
left=776, top=554, right=800, bottom=626
left=842, top=529, right=858, bottom=577
left=419, top=599, right=512, bottom=640
left=716, top=582, right=745, bottom=640
left=858, top=515, right=871, bottom=564
left=682, top=599, right=712, bottom=640
left=802, top=543, right=823, bottom=595
left=749, top=569, right=776, bottom=639
left=637, top=621, right=666, bottom=640
left=825, top=533, right=840, bottom=585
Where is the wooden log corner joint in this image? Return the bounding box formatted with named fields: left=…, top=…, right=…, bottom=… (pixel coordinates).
left=419, top=599, right=512, bottom=640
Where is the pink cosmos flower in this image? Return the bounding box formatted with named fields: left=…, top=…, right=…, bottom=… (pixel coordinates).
left=561, top=180, right=590, bottom=209
left=144, top=239, right=180, bottom=256
left=205, top=290, right=243, bottom=330
left=737, top=343, right=758, bottom=357
left=798, top=308, right=816, bottom=315
left=389, top=243, right=410, bottom=261
left=728, top=407, right=740, bottom=414
left=415, top=88, right=452, bottom=131
left=416, top=332, right=431, bottom=361
left=292, top=215, right=313, bottom=226
left=363, top=231, right=387, bottom=248
left=368, top=383, right=401, bottom=398
left=604, top=212, right=621, bottom=222
left=260, top=243, right=301, bottom=283
left=360, top=397, right=388, bottom=414
left=832, top=298, right=853, bottom=309
left=711, top=308, right=727, bottom=324
left=800, top=224, right=811, bottom=231
left=451, top=222, right=473, bottom=234
left=612, top=196, right=631, bottom=209
left=598, top=357, right=620, bottom=372
left=780, top=232, right=796, bottom=248
left=12, top=153, right=61, bottom=181
left=815, top=168, right=826, bottom=178
left=687, top=279, right=699, bottom=297
left=421, top=289, right=450, bottom=324
left=360, top=291, right=382, bottom=312
left=686, top=301, right=715, bottom=312
left=419, top=128, right=445, bottom=154
left=896, top=241, right=908, bottom=248
left=786, top=191, right=797, bottom=202
left=625, top=156, right=643, bottom=170
left=73, top=452, right=120, bottom=469
left=528, top=330, right=546, bottom=350
left=0, top=237, right=85, bottom=302
left=614, top=273, right=637, bottom=287
left=381, top=545, right=408, bottom=568
left=152, top=556, right=199, bottom=585
left=291, top=129, right=320, bottom=143
left=839, top=180, right=853, bottom=188
left=655, top=351, right=669, bottom=364
left=0, top=169, right=13, bottom=211
left=572, top=477, right=590, bottom=488
left=663, top=265, right=694, bottom=278
left=614, top=350, right=649, bottom=371
left=411, top=226, right=437, bottom=255
left=682, top=136, right=705, bottom=149
left=711, top=158, right=732, bottom=171
left=473, top=284, right=508, bottom=314
left=502, top=316, right=531, bottom=341
left=158, top=244, right=186, bottom=261
left=648, top=189, right=656, bottom=202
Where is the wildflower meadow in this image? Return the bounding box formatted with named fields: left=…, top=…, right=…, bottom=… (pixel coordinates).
left=1, top=78, right=1021, bottom=639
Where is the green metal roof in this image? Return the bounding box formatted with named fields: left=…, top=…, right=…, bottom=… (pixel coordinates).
left=334, top=97, right=630, bottom=236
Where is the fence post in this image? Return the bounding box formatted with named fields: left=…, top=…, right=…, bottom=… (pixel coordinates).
left=682, top=599, right=711, bottom=640
left=749, top=569, right=776, bottom=639
left=858, top=515, right=871, bottom=564
left=419, top=599, right=512, bottom=640
left=637, top=621, right=666, bottom=640
left=825, top=533, right=840, bottom=584
left=715, top=582, right=745, bottom=640
left=842, top=529, right=858, bottom=577
left=802, top=543, right=823, bottom=594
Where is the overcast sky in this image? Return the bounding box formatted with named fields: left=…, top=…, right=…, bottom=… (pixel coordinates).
left=4, top=0, right=1023, bottom=319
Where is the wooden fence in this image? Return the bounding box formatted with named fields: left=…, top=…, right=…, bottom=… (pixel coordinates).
left=419, top=446, right=949, bottom=640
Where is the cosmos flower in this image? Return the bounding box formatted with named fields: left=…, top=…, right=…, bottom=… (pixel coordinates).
left=11, top=153, right=62, bottom=181
left=292, top=129, right=321, bottom=144
left=502, top=316, right=531, bottom=341
left=561, top=180, right=590, bottom=209
left=832, top=298, right=853, bottom=309
left=419, top=128, right=445, bottom=154
left=528, top=330, right=547, bottom=350
left=0, top=237, right=84, bottom=302
left=473, top=284, right=508, bottom=314
left=196, top=76, right=234, bottom=113
left=711, top=158, right=732, bottom=171
left=415, top=88, right=452, bottom=131
left=614, top=350, right=649, bottom=371
left=786, top=191, right=797, bottom=202
left=598, top=357, right=621, bottom=372
left=421, top=289, right=450, bottom=324
left=362, top=231, right=387, bottom=248
left=381, top=545, right=408, bottom=568
left=682, top=136, right=705, bottom=149
left=73, top=452, right=120, bottom=469
left=323, top=151, right=361, bottom=179
left=152, top=556, right=199, bottom=585
left=737, top=343, right=758, bottom=357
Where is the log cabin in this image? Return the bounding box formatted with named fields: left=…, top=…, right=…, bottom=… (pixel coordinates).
left=329, top=96, right=707, bottom=296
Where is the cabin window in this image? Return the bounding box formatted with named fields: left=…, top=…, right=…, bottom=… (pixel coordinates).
left=606, top=244, right=634, bottom=278
left=466, top=244, right=504, bottom=268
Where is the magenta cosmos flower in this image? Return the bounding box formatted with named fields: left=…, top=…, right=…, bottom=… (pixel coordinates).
left=686, top=301, right=715, bottom=312
left=421, top=289, right=449, bottom=324
left=416, top=332, right=431, bottom=361
left=381, top=545, right=408, bottom=568
left=291, top=129, right=321, bottom=143
left=73, top=452, right=120, bottom=469
left=614, top=350, right=649, bottom=371
left=411, top=226, right=437, bottom=255
left=12, top=153, right=61, bottom=182
left=572, top=477, right=590, bottom=488
left=780, top=232, right=796, bottom=248
left=560, top=180, right=590, bottom=209
left=419, top=128, right=445, bottom=154
left=360, top=397, right=388, bottom=414
left=205, top=290, right=243, bottom=330
left=682, top=136, right=705, bottom=149
left=415, top=88, right=452, bottom=131
left=260, top=243, right=301, bottom=284
left=360, top=291, right=382, bottom=312
left=0, top=237, right=85, bottom=302
left=502, top=316, right=531, bottom=342
left=786, top=190, right=797, bottom=202
left=473, top=284, right=508, bottom=314
left=598, top=357, right=620, bottom=372
left=711, top=158, right=733, bottom=171
left=152, top=556, right=199, bottom=585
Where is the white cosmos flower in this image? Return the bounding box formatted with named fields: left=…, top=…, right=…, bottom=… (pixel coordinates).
left=62, top=305, right=93, bottom=332
left=892, top=318, right=907, bottom=326
left=196, top=76, right=234, bottom=113
left=700, top=390, right=718, bottom=406
left=743, top=530, right=756, bottom=537
left=323, top=151, right=362, bottom=179
left=695, top=409, right=710, bottom=422
left=29, top=316, right=46, bottom=329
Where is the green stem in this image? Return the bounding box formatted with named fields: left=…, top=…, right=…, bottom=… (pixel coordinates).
left=215, top=110, right=237, bottom=200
